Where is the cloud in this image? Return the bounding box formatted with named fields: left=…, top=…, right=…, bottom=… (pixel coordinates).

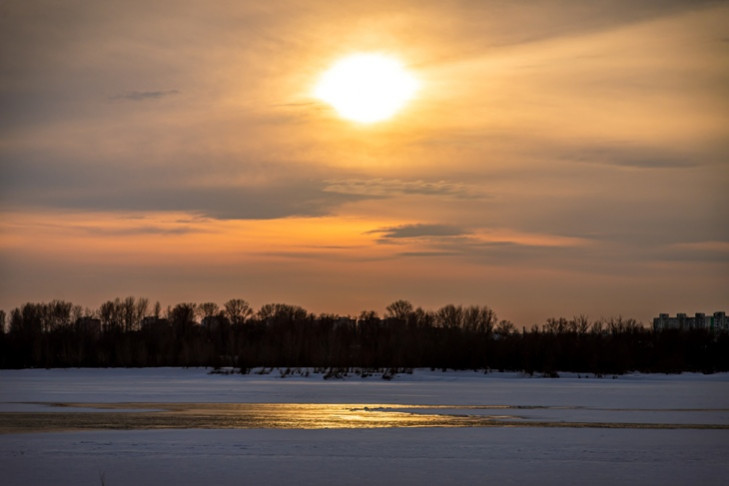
left=671, top=241, right=729, bottom=253
left=0, top=153, right=371, bottom=220
left=39, top=183, right=366, bottom=220
left=370, top=224, right=469, bottom=239
left=398, top=251, right=461, bottom=257
left=77, top=224, right=200, bottom=236
left=387, top=236, right=633, bottom=276
left=566, top=144, right=699, bottom=169
left=405, top=0, right=723, bottom=63
left=324, top=178, right=482, bottom=199
left=110, top=90, right=179, bottom=101
left=656, top=241, right=729, bottom=262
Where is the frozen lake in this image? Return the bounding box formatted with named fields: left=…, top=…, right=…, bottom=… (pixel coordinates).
left=1, top=368, right=728, bottom=485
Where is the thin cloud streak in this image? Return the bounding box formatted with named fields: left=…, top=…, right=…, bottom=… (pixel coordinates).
left=324, top=178, right=483, bottom=199
left=110, top=90, right=180, bottom=101
left=566, top=145, right=700, bottom=169
left=370, top=224, right=469, bottom=239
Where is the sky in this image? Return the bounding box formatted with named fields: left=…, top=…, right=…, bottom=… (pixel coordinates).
left=1, top=0, right=728, bottom=326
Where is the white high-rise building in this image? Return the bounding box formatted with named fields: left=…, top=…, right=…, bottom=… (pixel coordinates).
left=653, top=312, right=728, bottom=332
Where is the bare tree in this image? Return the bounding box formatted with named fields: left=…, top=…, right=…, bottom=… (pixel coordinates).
left=257, top=303, right=308, bottom=323
left=573, top=315, right=590, bottom=334
left=100, top=299, right=123, bottom=332
left=135, top=298, right=149, bottom=329
left=169, top=303, right=197, bottom=328
left=198, top=302, right=220, bottom=320
left=544, top=317, right=569, bottom=334
left=412, top=307, right=435, bottom=328
left=495, top=319, right=516, bottom=336
left=44, top=300, right=73, bottom=331
left=224, top=299, right=252, bottom=325
left=71, top=305, right=83, bottom=324
left=385, top=300, right=414, bottom=321
left=436, top=304, right=462, bottom=329
left=358, top=310, right=379, bottom=323
left=463, top=305, right=496, bottom=334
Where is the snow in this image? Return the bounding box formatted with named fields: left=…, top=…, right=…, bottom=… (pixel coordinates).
left=2, top=428, right=728, bottom=485
left=1, top=368, right=729, bottom=485
left=2, top=367, right=728, bottom=409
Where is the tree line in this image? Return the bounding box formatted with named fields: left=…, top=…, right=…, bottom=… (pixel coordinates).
left=1, top=298, right=727, bottom=374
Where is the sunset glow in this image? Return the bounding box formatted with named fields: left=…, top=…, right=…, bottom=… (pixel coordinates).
left=0, top=1, right=727, bottom=326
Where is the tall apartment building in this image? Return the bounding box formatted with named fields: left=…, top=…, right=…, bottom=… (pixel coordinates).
left=653, top=312, right=728, bottom=332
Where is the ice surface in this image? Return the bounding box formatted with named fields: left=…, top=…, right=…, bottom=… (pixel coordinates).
left=2, top=368, right=729, bottom=409
left=1, top=368, right=728, bottom=485
left=2, top=427, right=728, bottom=486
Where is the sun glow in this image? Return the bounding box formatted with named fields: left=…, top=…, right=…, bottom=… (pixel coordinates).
left=314, top=53, right=419, bottom=123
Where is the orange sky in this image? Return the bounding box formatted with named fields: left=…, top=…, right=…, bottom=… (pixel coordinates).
left=1, top=1, right=728, bottom=325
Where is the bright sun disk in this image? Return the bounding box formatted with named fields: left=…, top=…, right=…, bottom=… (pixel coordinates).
left=314, top=53, right=419, bottom=123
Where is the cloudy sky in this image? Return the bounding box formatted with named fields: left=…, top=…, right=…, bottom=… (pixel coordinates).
left=1, top=0, right=727, bottom=325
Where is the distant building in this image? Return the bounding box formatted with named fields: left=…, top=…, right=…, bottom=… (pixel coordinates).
left=653, top=312, right=728, bottom=332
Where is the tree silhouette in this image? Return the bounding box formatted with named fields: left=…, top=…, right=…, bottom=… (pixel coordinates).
left=385, top=300, right=413, bottom=321
left=224, top=299, right=253, bottom=326
left=0, top=298, right=726, bottom=373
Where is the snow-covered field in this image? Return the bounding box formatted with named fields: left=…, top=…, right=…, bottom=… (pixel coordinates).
left=1, top=368, right=728, bottom=485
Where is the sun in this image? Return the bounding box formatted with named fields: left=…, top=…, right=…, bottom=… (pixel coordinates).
left=314, top=53, right=419, bottom=124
